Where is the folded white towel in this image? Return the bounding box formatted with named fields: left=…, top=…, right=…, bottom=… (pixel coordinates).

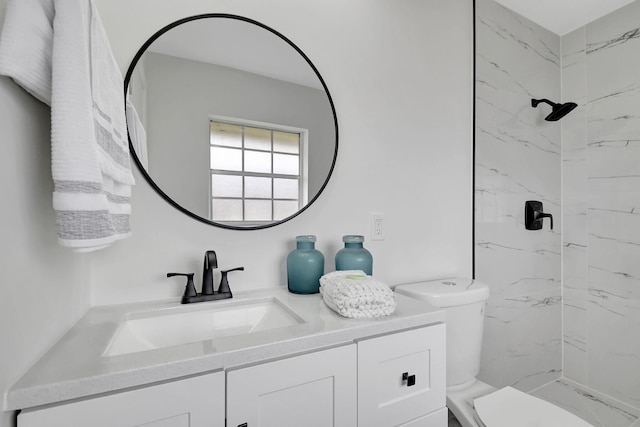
left=320, top=270, right=397, bottom=319
left=0, top=0, right=53, bottom=104
left=0, top=0, right=136, bottom=251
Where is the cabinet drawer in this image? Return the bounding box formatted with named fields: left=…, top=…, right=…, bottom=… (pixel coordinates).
left=357, top=325, right=446, bottom=426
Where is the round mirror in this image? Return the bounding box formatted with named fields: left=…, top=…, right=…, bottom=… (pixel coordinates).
left=124, top=14, right=338, bottom=230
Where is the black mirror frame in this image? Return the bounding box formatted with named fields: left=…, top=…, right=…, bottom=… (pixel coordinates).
left=123, top=13, right=339, bottom=230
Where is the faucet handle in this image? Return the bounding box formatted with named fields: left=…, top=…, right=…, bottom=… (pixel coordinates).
left=218, top=267, right=244, bottom=295
left=167, top=273, right=197, bottom=300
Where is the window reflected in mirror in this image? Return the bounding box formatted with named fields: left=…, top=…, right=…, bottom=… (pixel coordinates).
left=209, top=119, right=307, bottom=224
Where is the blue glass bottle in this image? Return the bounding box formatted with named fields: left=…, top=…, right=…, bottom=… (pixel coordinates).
left=287, top=235, right=324, bottom=294
left=335, top=235, right=373, bottom=275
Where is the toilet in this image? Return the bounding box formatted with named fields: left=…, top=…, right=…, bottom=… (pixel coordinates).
left=394, top=278, right=592, bottom=427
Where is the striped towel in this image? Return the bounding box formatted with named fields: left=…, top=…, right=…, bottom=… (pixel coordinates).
left=0, top=0, right=135, bottom=251
left=320, top=270, right=397, bottom=319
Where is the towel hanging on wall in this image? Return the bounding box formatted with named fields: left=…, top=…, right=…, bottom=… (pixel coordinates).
left=0, top=0, right=135, bottom=252
left=0, top=0, right=53, bottom=104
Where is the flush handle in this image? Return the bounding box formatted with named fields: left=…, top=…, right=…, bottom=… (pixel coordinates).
left=402, top=372, right=416, bottom=387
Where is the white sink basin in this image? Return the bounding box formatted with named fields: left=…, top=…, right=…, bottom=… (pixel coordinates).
left=103, top=297, right=304, bottom=356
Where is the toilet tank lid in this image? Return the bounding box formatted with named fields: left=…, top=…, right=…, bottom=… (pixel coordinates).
left=394, top=278, right=490, bottom=307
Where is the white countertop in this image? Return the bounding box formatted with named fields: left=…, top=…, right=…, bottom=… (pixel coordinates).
left=5, top=287, right=444, bottom=411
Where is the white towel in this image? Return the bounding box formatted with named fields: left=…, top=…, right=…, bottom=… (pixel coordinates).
left=319, top=270, right=397, bottom=319
left=0, top=0, right=53, bottom=104
left=0, top=0, right=136, bottom=251
left=52, top=0, right=135, bottom=251
left=125, top=99, right=149, bottom=170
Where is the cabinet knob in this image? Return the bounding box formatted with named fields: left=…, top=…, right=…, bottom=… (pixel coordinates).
left=402, top=372, right=416, bottom=387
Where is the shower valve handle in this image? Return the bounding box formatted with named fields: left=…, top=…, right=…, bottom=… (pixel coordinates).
left=537, top=212, right=553, bottom=230
left=525, top=200, right=553, bottom=231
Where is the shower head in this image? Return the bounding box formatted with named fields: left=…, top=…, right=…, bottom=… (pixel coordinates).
left=531, top=98, right=577, bottom=121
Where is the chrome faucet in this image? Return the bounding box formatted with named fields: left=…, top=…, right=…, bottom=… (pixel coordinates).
left=167, top=250, right=244, bottom=304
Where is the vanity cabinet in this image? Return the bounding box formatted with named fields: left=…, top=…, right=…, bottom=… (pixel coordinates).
left=16, top=325, right=445, bottom=427
left=17, top=371, right=225, bottom=427
left=226, top=325, right=446, bottom=427
left=226, top=344, right=357, bottom=427
left=357, top=324, right=447, bottom=426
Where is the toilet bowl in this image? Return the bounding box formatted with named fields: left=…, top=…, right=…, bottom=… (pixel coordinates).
left=395, top=278, right=592, bottom=427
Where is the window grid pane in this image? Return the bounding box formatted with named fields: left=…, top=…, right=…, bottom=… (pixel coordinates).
left=211, top=146, right=242, bottom=171
left=245, top=150, right=272, bottom=174
left=210, top=121, right=302, bottom=222
left=244, top=127, right=272, bottom=151
left=210, top=122, right=242, bottom=148
left=274, top=200, right=299, bottom=220
left=273, top=153, right=299, bottom=175
left=245, top=199, right=272, bottom=221
left=245, top=176, right=272, bottom=199
left=212, top=199, right=243, bottom=221
left=211, top=174, right=242, bottom=198
left=274, top=178, right=299, bottom=199
left=273, top=131, right=300, bottom=154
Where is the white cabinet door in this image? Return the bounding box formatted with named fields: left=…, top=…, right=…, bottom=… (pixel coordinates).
left=18, top=371, right=225, bottom=427
left=398, top=407, right=448, bottom=427
left=227, top=344, right=357, bottom=427
left=358, top=325, right=446, bottom=427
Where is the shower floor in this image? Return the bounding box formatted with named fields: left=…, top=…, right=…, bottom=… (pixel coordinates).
left=447, top=379, right=640, bottom=427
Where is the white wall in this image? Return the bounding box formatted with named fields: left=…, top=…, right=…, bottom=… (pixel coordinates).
left=0, top=3, right=91, bottom=427
left=89, top=0, right=474, bottom=305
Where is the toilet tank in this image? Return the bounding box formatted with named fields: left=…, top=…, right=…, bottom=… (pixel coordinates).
left=395, top=278, right=490, bottom=389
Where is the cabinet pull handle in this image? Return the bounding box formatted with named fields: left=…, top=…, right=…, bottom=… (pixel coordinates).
left=402, top=372, right=416, bottom=387
left=238, top=424, right=248, bottom=427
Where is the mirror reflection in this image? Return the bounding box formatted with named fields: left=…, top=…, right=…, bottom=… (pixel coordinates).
left=125, top=15, right=338, bottom=229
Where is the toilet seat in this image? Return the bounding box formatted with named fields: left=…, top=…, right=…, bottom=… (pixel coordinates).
left=473, top=386, right=593, bottom=427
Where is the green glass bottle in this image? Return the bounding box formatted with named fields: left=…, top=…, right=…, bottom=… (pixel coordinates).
left=335, top=235, right=373, bottom=275
left=287, top=235, right=324, bottom=294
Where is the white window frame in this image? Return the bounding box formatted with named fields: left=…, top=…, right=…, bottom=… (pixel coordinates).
left=208, top=114, right=309, bottom=225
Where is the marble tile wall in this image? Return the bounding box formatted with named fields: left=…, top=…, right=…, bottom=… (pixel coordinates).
left=561, top=27, right=588, bottom=385
left=477, top=0, right=640, bottom=410
left=564, top=0, right=640, bottom=410
left=475, top=0, right=562, bottom=391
